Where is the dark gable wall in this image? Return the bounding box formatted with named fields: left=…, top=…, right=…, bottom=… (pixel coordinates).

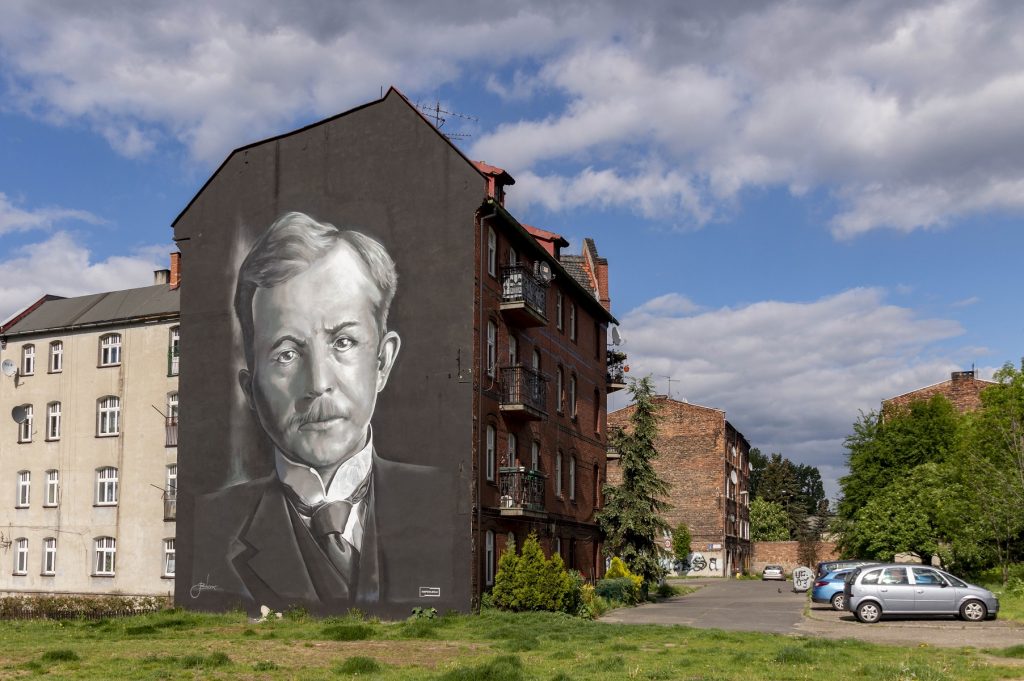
left=173, top=91, right=477, bottom=617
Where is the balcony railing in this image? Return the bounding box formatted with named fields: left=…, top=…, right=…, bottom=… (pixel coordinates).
left=607, top=348, right=628, bottom=392
left=499, top=467, right=546, bottom=517
left=163, top=492, right=177, bottom=521
left=165, top=416, right=178, bottom=447
left=499, top=365, right=547, bottom=419
left=500, top=265, right=548, bottom=327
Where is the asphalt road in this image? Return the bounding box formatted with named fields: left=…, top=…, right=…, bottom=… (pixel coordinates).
left=600, top=578, right=1024, bottom=649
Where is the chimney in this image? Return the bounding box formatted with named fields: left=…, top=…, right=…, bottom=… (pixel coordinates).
left=153, top=269, right=170, bottom=285
left=596, top=260, right=611, bottom=312
left=169, top=252, right=181, bottom=290
left=951, top=370, right=975, bottom=382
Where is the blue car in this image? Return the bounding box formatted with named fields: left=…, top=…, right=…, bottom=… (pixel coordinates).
left=812, top=569, right=854, bottom=611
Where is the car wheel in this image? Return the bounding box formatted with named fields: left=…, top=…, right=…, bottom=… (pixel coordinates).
left=830, top=592, right=846, bottom=611
left=959, top=599, right=987, bottom=622
left=856, top=601, right=881, bottom=623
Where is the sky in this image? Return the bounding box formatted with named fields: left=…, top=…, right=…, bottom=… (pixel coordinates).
left=1, top=0, right=1022, bottom=500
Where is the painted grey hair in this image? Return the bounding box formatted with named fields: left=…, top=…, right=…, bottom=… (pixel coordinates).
left=234, top=211, right=397, bottom=370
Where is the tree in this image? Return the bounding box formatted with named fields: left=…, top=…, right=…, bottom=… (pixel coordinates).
left=750, top=498, right=790, bottom=541
left=597, top=376, right=671, bottom=586
left=491, top=533, right=572, bottom=612
left=671, top=523, right=692, bottom=563
left=748, top=448, right=767, bottom=499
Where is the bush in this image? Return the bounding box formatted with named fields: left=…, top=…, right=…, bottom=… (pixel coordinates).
left=595, top=578, right=638, bottom=604
left=491, top=533, right=573, bottom=612
left=0, top=594, right=167, bottom=620
left=604, top=557, right=643, bottom=602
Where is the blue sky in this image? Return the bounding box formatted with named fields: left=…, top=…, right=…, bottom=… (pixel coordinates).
left=2, top=1, right=1022, bottom=498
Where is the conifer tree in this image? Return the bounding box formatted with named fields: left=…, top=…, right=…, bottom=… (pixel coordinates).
left=597, top=376, right=671, bottom=586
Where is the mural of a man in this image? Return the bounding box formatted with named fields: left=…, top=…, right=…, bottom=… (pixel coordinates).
left=193, top=211, right=446, bottom=614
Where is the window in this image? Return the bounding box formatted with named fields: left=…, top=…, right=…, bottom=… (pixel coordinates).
left=21, top=345, right=35, bottom=375
left=569, top=456, right=576, bottom=501
left=555, top=452, right=563, bottom=498
left=507, top=432, right=517, bottom=468
left=556, top=367, right=564, bottom=413
left=17, top=405, right=32, bottom=443
left=532, top=349, right=540, bottom=372
left=485, top=425, right=496, bottom=482
left=96, top=467, right=118, bottom=505
left=97, top=396, right=120, bottom=436
left=531, top=440, right=540, bottom=471
left=44, top=470, right=59, bottom=507
left=163, top=539, right=176, bottom=577
left=168, top=326, right=180, bottom=375
left=166, top=464, right=177, bottom=497
left=554, top=537, right=561, bottom=557
left=593, top=464, right=600, bottom=507
left=99, top=333, right=121, bottom=366
left=14, top=538, right=28, bottom=575
left=593, top=389, right=601, bottom=434
left=42, top=538, right=56, bottom=575
left=508, top=247, right=518, bottom=266
left=49, top=341, right=63, bottom=373
left=569, top=303, right=577, bottom=341
left=555, top=292, right=564, bottom=331
left=16, top=471, right=30, bottom=507
left=46, top=401, right=61, bottom=441
left=486, top=321, right=496, bottom=378
left=487, top=227, right=497, bottom=277
left=912, top=567, right=945, bottom=586
left=94, top=537, right=116, bottom=576
left=507, top=333, right=518, bottom=366
left=167, top=392, right=178, bottom=419
left=485, top=530, right=495, bottom=586
left=569, top=374, right=577, bottom=418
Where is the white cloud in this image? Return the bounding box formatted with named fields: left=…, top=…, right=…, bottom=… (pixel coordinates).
left=612, top=287, right=971, bottom=498
left=0, top=232, right=166, bottom=323
left=0, top=193, right=104, bottom=235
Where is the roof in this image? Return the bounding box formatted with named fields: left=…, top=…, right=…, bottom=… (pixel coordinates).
left=560, top=255, right=595, bottom=295
left=472, top=160, right=515, bottom=185
left=2, top=284, right=179, bottom=337
left=522, top=224, right=569, bottom=247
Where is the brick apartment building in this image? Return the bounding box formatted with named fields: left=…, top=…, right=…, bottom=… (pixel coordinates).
left=0, top=262, right=181, bottom=597
left=171, top=88, right=615, bottom=617
left=883, top=370, right=995, bottom=416
left=608, top=397, right=751, bottom=577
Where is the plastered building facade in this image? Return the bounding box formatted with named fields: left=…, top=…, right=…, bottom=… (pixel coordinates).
left=0, top=270, right=179, bottom=597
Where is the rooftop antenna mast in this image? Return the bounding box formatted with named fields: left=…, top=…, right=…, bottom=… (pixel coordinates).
left=661, top=375, right=678, bottom=399
left=417, top=99, right=477, bottom=141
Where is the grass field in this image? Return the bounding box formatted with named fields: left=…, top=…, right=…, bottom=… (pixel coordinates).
left=1, top=607, right=1023, bottom=680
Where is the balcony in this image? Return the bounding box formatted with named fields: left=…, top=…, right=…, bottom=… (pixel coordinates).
left=499, top=365, right=547, bottom=420
left=163, top=492, right=177, bottom=521
left=498, top=467, right=547, bottom=518
left=500, top=265, right=547, bottom=327
left=606, top=348, right=628, bottom=393
left=165, top=416, right=178, bottom=447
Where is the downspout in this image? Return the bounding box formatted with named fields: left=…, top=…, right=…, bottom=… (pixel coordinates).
left=476, top=199, right=499, bottom=608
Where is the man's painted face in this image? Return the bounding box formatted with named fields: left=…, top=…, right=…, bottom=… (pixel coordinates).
left=240, top=241, right=399, bottom=471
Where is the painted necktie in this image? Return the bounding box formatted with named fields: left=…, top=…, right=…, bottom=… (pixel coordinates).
left=311, top=500, right=359, bottom=597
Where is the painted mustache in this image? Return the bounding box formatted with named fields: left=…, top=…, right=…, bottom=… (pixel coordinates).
left=290, top=397, right=347, bottom=430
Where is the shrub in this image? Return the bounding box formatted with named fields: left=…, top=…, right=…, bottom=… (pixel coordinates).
left=321, top=623, right=375, bottom=641
left=491, top=533, right=572, bottom=612
left=595, top=578, right=638, bottom=604
left=336, top=656, right=383, bottom=674
left=40, top=649, right=79, bottom=662
left=0, top=594, right=167, bottom=620
left=604, top=557, right=643, bottom=602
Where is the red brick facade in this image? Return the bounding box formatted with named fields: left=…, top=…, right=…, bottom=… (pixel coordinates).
left=751, top=541, right=839, bottom=574
left=607, top=397, right=751, bottom=576
left=883, top=370, right=995, bottom=416
left=472, top=199, right=615, bottom=598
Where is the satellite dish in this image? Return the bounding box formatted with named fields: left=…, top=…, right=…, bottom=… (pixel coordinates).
left=11, top=406, right=28, bottom=424
left=536, top=261, right=553, bottom=283
left=730, top=470, right=738, bottom=485
left=1, top=359, right=15, bottom=377
left=611, top=327, right=622, bottom=346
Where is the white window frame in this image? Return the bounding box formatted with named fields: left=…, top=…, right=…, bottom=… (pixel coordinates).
left=487, top=227, right=497, bottom=277
left=486, top=321, right=496, bottom=378
left=555, top=452, right=563, bottom=498
left=17, top=405, right=32, bottom=443
left=569, top=456, right=576, bottom=501
left=556, top=367, right=564, bottom=413
left=508, top=246, right=518, bottom=266
left=569, top=303, right=577, bottom=341
left=169, top=326, right=180, bottom=376
left=531, top=440, right=540, bottom=471
left=507, top=432, right=517, bottom=468
left=44, top=469, right=59, bottom=507
left=14, top=538, right=28, bottom=575
left=42, top=537, right=56, bottom=575
left=569, top=374, right=577, bottom=419
left=167, top=392, right=179, bottom=419
left=166, top=464, right=177, bottom=497
left=97, top=396, right=120, bottom=436
left=16, top=471, right=30, bottom=508
left=46, top=401, right=61, bottom=441
left=99, top=333, right=121, bottom=367
left=507, top=333, right=518, bottom=366
left=94, top=537, right=116, bottom=576
left=163, top=538, right=176, bottom=577
left=556, top=292, right=564, bottom=331
left=21, top=344, right=35, bottom=375
left=49, top=341, right=63, bottom=373
left=485, top=425, right=496, bottom=482
left=96, top=467, right=118, bottom=506
left=485, top=530, right=495, bottom=586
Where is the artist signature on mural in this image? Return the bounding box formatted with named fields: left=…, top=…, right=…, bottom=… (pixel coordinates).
left=190, top=575, right=222, bottom=599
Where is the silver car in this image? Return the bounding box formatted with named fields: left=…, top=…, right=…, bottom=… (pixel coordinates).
left=844, top=564, right=999, bottom=623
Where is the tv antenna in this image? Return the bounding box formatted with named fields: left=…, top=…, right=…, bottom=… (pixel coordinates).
left=661, top=375, right=678, bottom=398
left=417, top=100, right=477, bottom=141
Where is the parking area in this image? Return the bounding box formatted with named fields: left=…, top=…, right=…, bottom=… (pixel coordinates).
left=601, top=579, right=1024, bottom=649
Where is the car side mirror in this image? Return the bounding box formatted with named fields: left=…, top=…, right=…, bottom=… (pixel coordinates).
left=940, top=582, right=948, bottom=588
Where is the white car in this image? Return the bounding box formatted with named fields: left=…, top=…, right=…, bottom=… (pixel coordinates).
left=761, top=565, right=785, bottom=581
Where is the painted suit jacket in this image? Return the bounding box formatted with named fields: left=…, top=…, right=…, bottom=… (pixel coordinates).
left=191, top=454, right=452, bottom=618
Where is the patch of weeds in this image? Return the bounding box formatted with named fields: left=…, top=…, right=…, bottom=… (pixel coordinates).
left=773, top=645, right=813, bottom=664
left=335, top=656, right=383, bottom=674
left=263, top=631, right=278, bottom=639
left=550, top=673, right=573, bottom=681
left=125, top=624, right=158, bottom=636
left=253, top=660, right=278, bottom=671
left=608, top=642, right=638, bottom=652
left=729, top=650, right=757, bottom=665
left=20, top=660, right=43, bottom=672
left=242, top=628, right=256, bottom=637
left=284, top=605, right=309, bottom=621
left=320, top=623, right=375, bottom=641
left=547, top=632, right=569, bottom=641
left=400, top=618, right=440, bottom=639
left=175, top=652, right=231, bottom=669
left=40, top=649, right=80, bottom=662
left=500, top=635, right=539, bottom=652
left=990, top=644, right=1024, bottom=658
left=857, top=661, right=952, bottom=681
left=645, top=671, right=673, bottom=680
left=438, top=654, right=524, bottom=681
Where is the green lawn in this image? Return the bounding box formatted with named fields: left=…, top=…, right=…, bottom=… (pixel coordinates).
left=1, top=608, right=1022, bottom=680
